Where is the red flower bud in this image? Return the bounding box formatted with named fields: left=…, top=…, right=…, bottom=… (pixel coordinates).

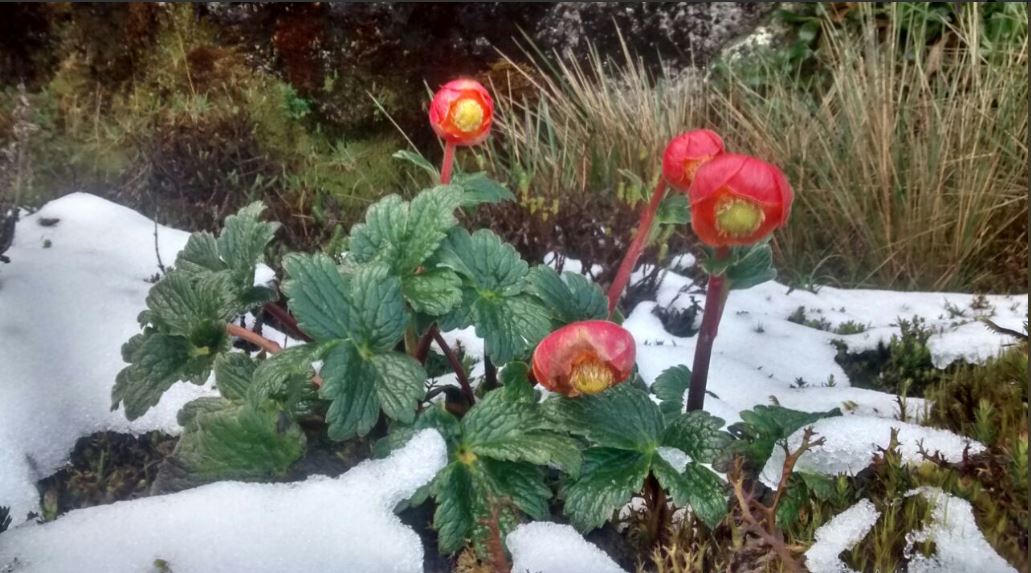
left=662, top=129, right=725, bottom=191
left=531, top=320, right=636, bottom=397
left=429, top=78, right=494, bottom=146
left=688, top=153, right=793, bottom=247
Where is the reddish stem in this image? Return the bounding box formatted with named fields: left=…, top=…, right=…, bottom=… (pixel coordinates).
left=414, top=324, right=437, bottom=363
left=439, top=141, right=457, bottom=184
left=607, top=178, right=668, bottom=315
left=432, top=329, right=475, bottom=405
left=644, top=473, right=669, bottom=549
left=227, top=323, right=282, bottom=354
left=262, top=302, right=312, bottom=342
left=685, top=248, right=731, bottom=411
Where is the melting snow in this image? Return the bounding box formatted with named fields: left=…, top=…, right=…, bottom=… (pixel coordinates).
left=0, top=429, right=446, bottom=573
left=507, top=522, right=628, bottom=573
left=805, top=498, right=880, bottom=573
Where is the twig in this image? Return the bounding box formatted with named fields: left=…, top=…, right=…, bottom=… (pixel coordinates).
left=153, top=218, right=166, bottom=275
left=227, top=323, right=281, bottom=354
left=432, top=329, right=475, bottom=405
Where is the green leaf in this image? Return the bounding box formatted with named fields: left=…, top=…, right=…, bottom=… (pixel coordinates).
left=655, top=193, right=690, bottom=225
left=433, top=462, right=475, bottom=554
left=725, top=243, right=776, bottom=291
left=145, top=271, right=233, bottom=338
left=472, top=431, right=582, bottom=476
left=462, top=386, right=540, bottom=445
left=348, top=263, right=408, bottom=352
left=213, top=353, right=257, bottom=401
left=376, top=404, right=463, bottom=457
left=499, top=362, right=536, bottom=404
left=249, top=344, right=319, bottom=416
left=651, top=458, right=727, bottom=529
left=545, top=384, right=663, bottom=451
left=451, top=172, right=515, bottom=207
left=652, top=365, right=691, bottom=418
left=402, top=268, right=463, bottom=316
left=473, top=294, right=551, bottom=364
left=527, top=266, right=607, bottom=326
left=113, top=332, right=214, bottom=420
left=217, top=202, right=279, bottom=278
left=175, top=232, right=224, bottom=275
left=393, top=149, right=439, bottom=179
left=320, top=344, right=381, bottom=439
left=662, top=411, right=731, bottom=464
left=562, top=448, right=651, bottom=532
left=176, top=396, right=230, bottom=427
left=281, top=253, right=353, bottom=342
left=799, top=471, right=839, bottom=502
left=438, top=229, right=528, bottom=294
left=775, top=474, right=807, bottom=528
left=173, top=401, right=305, bottom=480
left=319, top=343, right=425, bottom=439
left=479, top=458, right=551, bottom=520
left=726, top=405, right=840, bottom=467
left=349, top=186, right=462, bottom=274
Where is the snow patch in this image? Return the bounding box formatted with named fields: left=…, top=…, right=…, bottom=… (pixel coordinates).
left=0, top=429, right=447, bottom=573
left=805, top=499, right=880, bottom=573
left=760, top=417, right=983, bottom=487
left=507, top=522, right=627, bottom=573
left=905, top=487, right=1017, bottom=573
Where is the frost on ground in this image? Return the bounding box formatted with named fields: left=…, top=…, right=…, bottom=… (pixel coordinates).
left=507, top=522, right=628, bottom=573
left=760, top=417, right=984, bottom=487
left=804, top=489, right=1017, bottom=573
left=0, top=429, right=446, bottom=573
left=805, top=498, right=880, bottom=573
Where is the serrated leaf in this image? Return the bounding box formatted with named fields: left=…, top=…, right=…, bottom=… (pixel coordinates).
left=474, top=294, right=551, bottom=364
left=249, top=344, right=319, bottom=416
left=462, top=386, right=540, bottom=445
left=562, top=448, right=651, bottom=532
left=651, top=458, right=727, bottom=529
left=175, top=232, right=224, bottom=275
left=434, top=462, right=475, bottom=554
left=349, top=263, right=408, bottom=352
left=451, top=172, right=515, bottom=207
left=652, top=365, right=691, bottom=418
left=173, top=401, right=304, bottom=480
left=349, top=186, right=462, bottom=274
left=370, top=352, right=426, bottom=425
left=472, top=431, right=582, bottom=475
left=438, top=229, right=528, bottom=294
left=320, top=344, right=381, bottom=440
left=403, top=268, right=462, bottom=315
left=662, top=411, right=731, bottom=464
left=113, top=332, right=214, bottom=420
left=528, top=266, right=607, bottom=326
left=499, top=362, right=535, bottom=404
left=217, top=202, right=279, bottom=278
left=545, top=384, right=663, bottom=451
left=146, top=271, right=233, bottom=338
left=727, top=405, right=840, bottom=467
left=176, top=396, right=231, bottom=427
left=281, top=253, right=354, bottom=342
left=479, top=458, right=551, bottom=520
left=214, top=352, right=257, bottom=401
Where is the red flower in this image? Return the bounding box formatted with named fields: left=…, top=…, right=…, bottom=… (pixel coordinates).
left=662, top=129, right=725, bottom=191
left=429, top=79, right=494, bottom=146
left=687, top=153, right=793, bottom=247
left=531, top=320, right=636, bottom=397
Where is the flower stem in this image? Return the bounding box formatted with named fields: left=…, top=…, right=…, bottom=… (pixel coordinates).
left=227, top=323, right=281, bottom=354
left=439, top=141, right=456, bottom=184
left=644, top=473, right=669, bottom=548
left=432, top=329, right=475, bottom=406
left=607, top=178, right=668, bottom=316
left=685, top=248, right=731, bottom=411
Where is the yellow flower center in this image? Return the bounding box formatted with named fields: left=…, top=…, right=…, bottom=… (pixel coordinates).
left=570, top=361, right=615, bottom=395
left=451, top=98, right=484, bottom=133
left=715, top=195, right=765, bottom=237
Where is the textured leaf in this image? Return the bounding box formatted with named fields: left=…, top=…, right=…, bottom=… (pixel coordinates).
left=462, top=386, right=540, bottom=445
left=370, top=352, right=426, bottom=425
left=145, top=271, right=233, bottom=338
left=651, top=458, right=727, bottom=529
left=348, top=263, right=408, bottom=352
left=451, top=171, right=515, bottom=207
left=545, top=384, right=663, bottom=451
left=562, top=448, right=651, bottom=532
left=472, top=431, right=581, bottom=475
left=726, top=243, right=776, bottom=291
left=662, top=411, right=731, bottom=464
left=499, top=362, right=535, bottom=404
left=479, top=458, right=551, bottom=520
left=320, top=344, right=381, bottom=440
left=727, top=405, right=840, bottom=467
left=173, top=401, right=305, bottom=480
left=349, top=186, right=462, bottom=273
left=799, top=471, right=839, bottom=501
left=473, top=294, right=551, bottom=364
left=112, top=332, right=214, bottom=420
left=528, top=266, right=607, bottom=326
left=174, top=232, right=224, bottom=275
left=176, top=397, right=230, bottom=427
left=217, top=202, right=279, bottom=278
left=281, top=253, right=354, bottom=342
left=433, top=463, right=475, bottom=554
left=652, top=365, right=691, bottom=418
left=213, top=352, right=257, bottom=401
left=376, top=404, right=462, bottom=457
left=249, top=344, right=319, bottom=416
left=438, top=229, right=528, bottom=294
left=402, top=268, right=463, bottom=315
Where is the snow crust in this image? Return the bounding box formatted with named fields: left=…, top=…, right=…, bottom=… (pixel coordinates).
left=507, top=522, right=628, bottom=573
left=760, top=417, right=984, bottom=486
left=905, top=487, right=1017, bottom=573
left=0, top=429, right=447, bottom=573
left=805, top=498, right=880, bottom=573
